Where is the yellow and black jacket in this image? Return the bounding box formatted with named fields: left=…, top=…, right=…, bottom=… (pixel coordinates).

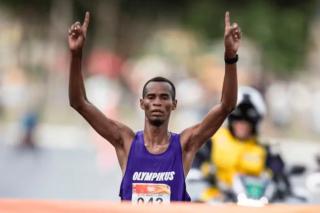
left=196, top=128, right=266, bottom=187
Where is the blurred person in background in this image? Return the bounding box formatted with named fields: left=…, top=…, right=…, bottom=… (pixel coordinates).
left=192, top=86, right=289, bottom=202
left=18, top=79, right=44, bottom=149
left=68, top=11, right=241, bottom=202
left=19, top=109, right=39, bottom=149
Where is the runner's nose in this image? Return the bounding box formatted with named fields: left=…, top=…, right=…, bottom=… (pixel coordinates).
left=152, top=97, right=162, bottom=106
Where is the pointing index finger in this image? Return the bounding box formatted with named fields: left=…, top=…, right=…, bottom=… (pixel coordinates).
left=225, top=11, right=230, bottom=29
left=82, top=11, right=90, bottom=30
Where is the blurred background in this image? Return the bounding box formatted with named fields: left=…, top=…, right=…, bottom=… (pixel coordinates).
left=1, top=0, right=320, bottom=202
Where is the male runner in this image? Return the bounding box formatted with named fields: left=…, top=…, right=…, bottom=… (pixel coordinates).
left=68, top=11, right=241, bottom=202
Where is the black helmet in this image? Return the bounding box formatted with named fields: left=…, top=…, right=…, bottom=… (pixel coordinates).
left=228, top=94, right=262, bottom=125
left=228, top=87, right=266, bottom=136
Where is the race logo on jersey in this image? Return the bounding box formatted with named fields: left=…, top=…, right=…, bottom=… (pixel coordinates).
left=132, top=171, right=175, bottom=182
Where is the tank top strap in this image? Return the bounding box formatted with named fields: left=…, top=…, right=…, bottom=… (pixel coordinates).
left=132, top=131, right=144, bottom=147
left=169, top=132, right=182, bottom=150
left=168, top=132, right=184, bottom=165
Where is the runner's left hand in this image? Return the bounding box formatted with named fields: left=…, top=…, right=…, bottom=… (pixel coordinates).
left=224, top=11, right=241, bottom=58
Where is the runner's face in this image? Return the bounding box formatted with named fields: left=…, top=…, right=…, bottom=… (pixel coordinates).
left=140, top=82, right=177, bottom=127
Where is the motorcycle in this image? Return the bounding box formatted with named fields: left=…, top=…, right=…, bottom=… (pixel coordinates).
left=232, top=174, right=273, bottom=207
left=233, top=165, right=307, bottom=207
left=187, top=164, right=307, bottom=206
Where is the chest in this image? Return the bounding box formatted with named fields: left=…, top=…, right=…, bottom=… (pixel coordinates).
left=144, top=143, right=170, bottom=155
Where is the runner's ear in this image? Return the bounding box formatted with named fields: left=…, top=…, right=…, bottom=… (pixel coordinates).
left=172, top=100, right=177, bottom=110
left=140, top=99, right=145, bottom=110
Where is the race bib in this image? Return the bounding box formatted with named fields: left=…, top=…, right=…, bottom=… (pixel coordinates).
left=132, top=183, right=171, bottom=204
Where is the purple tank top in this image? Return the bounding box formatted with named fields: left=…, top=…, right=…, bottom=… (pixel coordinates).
left=119, top=131, right=191, bottom=202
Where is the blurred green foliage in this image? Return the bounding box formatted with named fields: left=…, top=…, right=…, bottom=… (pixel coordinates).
left=184, top=0, right=317, bottom=75
left=0, top=0, right=318, bottom=75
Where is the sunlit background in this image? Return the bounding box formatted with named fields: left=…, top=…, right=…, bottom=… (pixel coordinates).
left=0, top=0, right=320, bottom=202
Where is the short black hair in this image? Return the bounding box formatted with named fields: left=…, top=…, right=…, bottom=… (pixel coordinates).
left=142, top=76, right=176, bottom=100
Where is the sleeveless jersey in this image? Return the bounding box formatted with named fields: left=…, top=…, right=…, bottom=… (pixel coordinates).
left=119, top=131, right=191, bottom=202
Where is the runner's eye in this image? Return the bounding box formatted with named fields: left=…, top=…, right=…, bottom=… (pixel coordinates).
left=161, top=94, right=170, bottom=100
left=146, top=94, right=155, bottom=99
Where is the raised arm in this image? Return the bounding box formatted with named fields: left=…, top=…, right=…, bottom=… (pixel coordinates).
left=181, top=12, right=240, bottom=171
left=68, top=12, right=134, bottom=159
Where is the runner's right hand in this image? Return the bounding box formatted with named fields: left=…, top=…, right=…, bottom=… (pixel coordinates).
left=68, top=11, right=90, bottom=55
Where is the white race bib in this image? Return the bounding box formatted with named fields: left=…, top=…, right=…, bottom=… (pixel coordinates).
left=132, top=183, right=171, bottom=204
